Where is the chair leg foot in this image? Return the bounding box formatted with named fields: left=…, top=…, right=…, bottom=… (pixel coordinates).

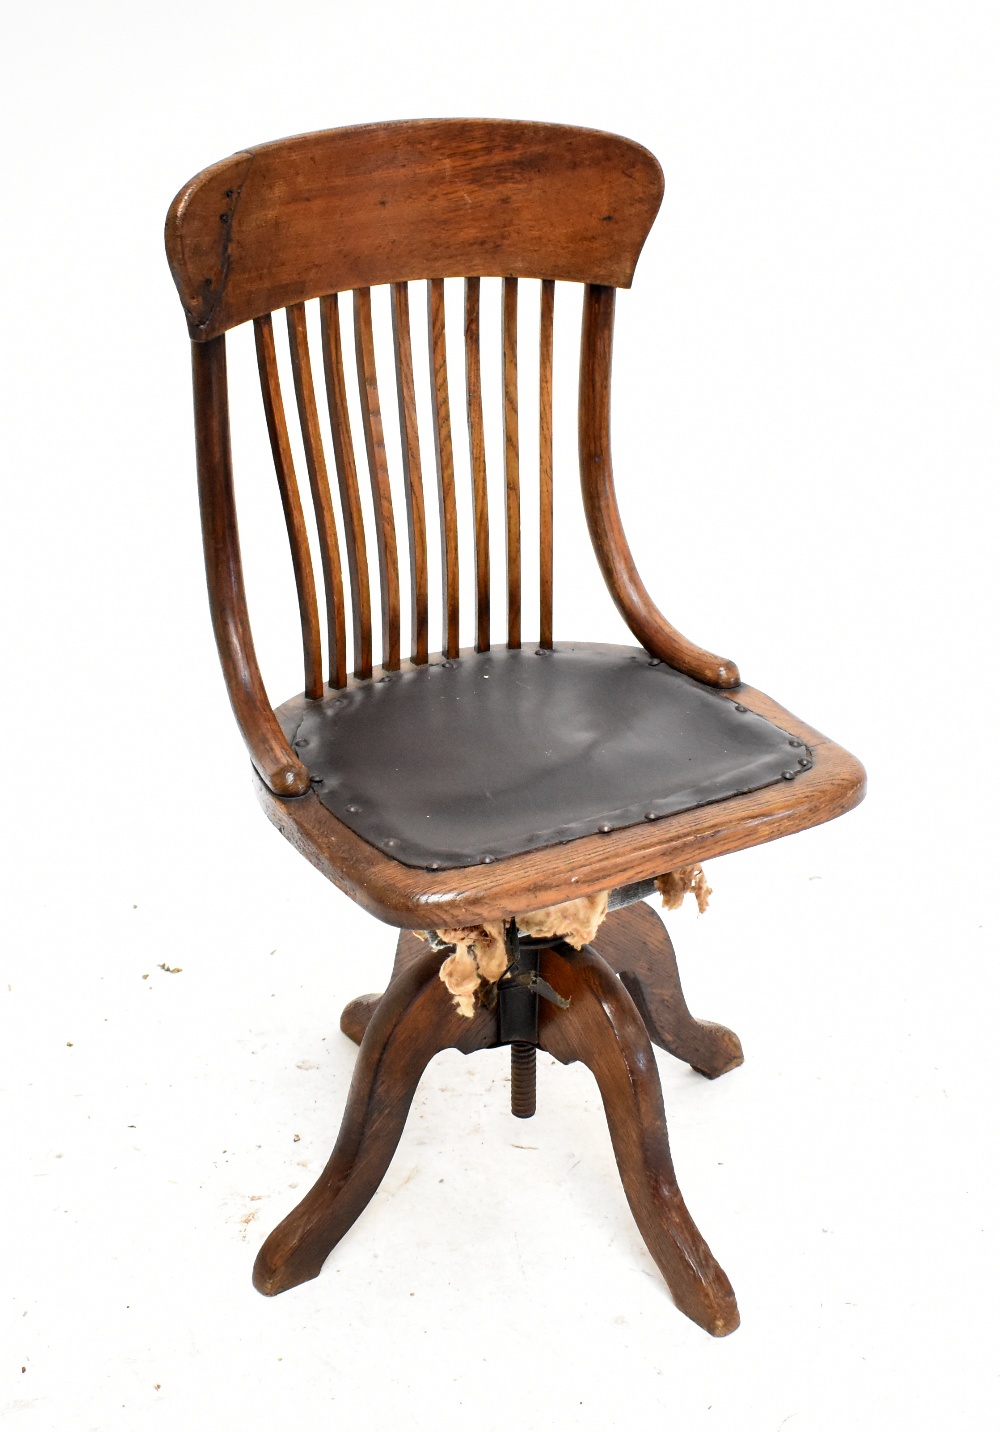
left=339, top=930, right=429, bottom=1046
left=538, top=941, right=740, bottom=1337
left=255, top=944, right=494, bottom=1296
left=275, top=919, right=737, bottom=1334
left=593, top=902, right=744, bottom=1079
left=339, top=993, right=381, bottom=1046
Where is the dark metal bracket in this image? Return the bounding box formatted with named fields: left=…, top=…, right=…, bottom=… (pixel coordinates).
left=497, top=921, right=571, bottom=1119
left=503, top=968, right=571, bottom=1009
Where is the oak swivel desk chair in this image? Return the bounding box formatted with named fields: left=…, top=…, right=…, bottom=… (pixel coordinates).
left=166, top=119, right=865, bottom=1337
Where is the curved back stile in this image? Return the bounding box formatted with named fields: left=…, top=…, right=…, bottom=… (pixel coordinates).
left=578, top=286, right=741, bottom=689
left=167, top=120, right=740, bottom=798
left=190, top=337, right=312, bottom=795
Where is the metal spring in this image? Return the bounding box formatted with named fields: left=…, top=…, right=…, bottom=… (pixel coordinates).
left=510, top=1041, right=536, bottom=1119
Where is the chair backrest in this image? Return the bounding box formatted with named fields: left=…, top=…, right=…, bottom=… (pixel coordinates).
left=166, top=119, right=662, bottom=336
left=166, top=119, right=737, bottom=798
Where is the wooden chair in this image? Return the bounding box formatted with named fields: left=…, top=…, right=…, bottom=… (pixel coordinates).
left=165, top=119, right=865, bottom=1337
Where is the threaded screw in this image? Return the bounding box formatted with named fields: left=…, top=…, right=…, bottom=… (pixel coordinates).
left=510, top=1041, right=537, bottom=1118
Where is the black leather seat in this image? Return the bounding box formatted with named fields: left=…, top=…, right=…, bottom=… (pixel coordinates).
left=287, top=644, right=812, bottom=871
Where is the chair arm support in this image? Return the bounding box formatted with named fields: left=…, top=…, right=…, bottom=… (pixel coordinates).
left=579, top=285, right=740, bottom=689
left=192, top=338, right=311, bottom=796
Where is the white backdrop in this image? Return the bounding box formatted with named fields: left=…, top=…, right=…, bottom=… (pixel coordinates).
left=2, top=3, right=998, bottom=1428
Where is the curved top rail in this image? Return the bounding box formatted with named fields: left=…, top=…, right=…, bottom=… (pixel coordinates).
left=165, top=119, right=664, bottom=340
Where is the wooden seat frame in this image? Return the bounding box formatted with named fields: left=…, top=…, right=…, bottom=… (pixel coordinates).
left=166, top=119, right=865, bottom=1336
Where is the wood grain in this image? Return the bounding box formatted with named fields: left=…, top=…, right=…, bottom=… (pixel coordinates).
left=172, top=124, right=867, bottom=1341
left=253, top=314, right=324, bottom=699
left=285, top=303, right=348, bottom=689
left=253, top=943, right=495, bottom=1295
left=464, top=277, right=491, bottom=652
left=579, top=285, right=741, bottom=688
left=257, top=646, right=865, bottom=930
left=339, top=928, right=427, bottom=1045
left=593, top=901, right=743, bottom=1078
left=538, top=942, right=739, bottom=1335
left=353, top=288, right=401, bottom=671
left=166, top=120, right=664, bottom=340
left=341, top=904, right=742, bottom=1082
left=539, top=278, right=555, bottom=649
left=325, top=930, right=738, bottom=1335
left=502, top=277, right=521, bottom=649
left=192, top=336, right=310, bottom=795
left=427, top=279, right=460, bottom=659
left=320, top=292, right=373, bottom=679
left=391, top=282, right=429, bottom=665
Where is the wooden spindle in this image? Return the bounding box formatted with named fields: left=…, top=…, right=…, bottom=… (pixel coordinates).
left=284, top=304, right=348, bottom=690
left=464, top=278, right=491, bottom=652
left=320, top=292, right=373, bottom=680
left=353, top=288, right=401, bottom=672
left=502, top=276, right=521, bottom=649
left=253, top=315, right=324, bottom=699
left=539, top=279, right=555, bottom=649
left=390, top=283, right=429, bottom=666
left=427, top=278, right=460, bottom=659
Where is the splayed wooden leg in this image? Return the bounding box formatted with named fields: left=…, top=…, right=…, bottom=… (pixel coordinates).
left=339, top=929, right=427, bottom=1045
left=538, top=940, right=739, bottom=1336
left=295, top=915, right=738, bottom=1334
left=255, top=944, right=493, bottom=1295
left=593, top=902, right=744, bottom=1079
